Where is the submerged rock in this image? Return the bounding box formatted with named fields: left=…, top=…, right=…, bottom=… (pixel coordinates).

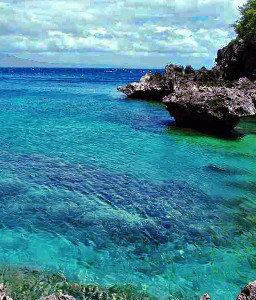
left=117, top=71, right=174, bottom=101
left=235, top=280, right=256, bottom=300
left=163, top=83, right=256, bottom=131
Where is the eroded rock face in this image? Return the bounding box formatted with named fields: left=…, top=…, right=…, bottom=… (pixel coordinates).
left=165, top=64, right=184, bottom=75
left=117, top=60, right=256, bottom=132
left=163, top=83, right=256, bottom=131
left=117, top=71, right=174, bottom=101
left=216, top=39, right=256, bottom=80
left=235, top=281, right=256, bottom=300
left=185, top=65, right=195, bottom=74
left=232, top=78, right=256, bottom=106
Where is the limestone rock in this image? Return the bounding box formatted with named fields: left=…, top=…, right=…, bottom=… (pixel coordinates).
left=165, top=64, right=184, bottom=75
left=232, top=78, right=256, bottom=106
left=163, top=83, right=256, bottom=131
left=192, top=67, right=224, bottom=85
left=216, top=39, right=256, bottom=80
left=117, top=71, right=174, bottom=101
left=185, top=65, right=195, bottom=74
left=235, top=280, right=256, bottom=300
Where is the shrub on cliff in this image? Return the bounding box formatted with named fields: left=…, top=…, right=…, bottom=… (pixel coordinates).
left=233, top=0, right=256, bottom=41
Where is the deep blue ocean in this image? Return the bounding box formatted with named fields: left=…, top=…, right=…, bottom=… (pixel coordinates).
left=0, top=67, right=255, bottom=299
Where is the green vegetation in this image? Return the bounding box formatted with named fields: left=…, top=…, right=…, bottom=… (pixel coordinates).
left=233, top=0, right=256, bottom=41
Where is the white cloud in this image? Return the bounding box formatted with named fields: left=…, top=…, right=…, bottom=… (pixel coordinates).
left=0, top=0, right=248, bottom=67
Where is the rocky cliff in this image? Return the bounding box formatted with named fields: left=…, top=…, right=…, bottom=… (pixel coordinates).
left=117, top=39, right=256, bottom=133
left=216, top=39, right=256, bottom=80
left=163, top=81, right=256, bottom=132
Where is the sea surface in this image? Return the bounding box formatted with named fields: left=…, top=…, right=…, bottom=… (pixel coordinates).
left=0, top=67, right=255, bottom=299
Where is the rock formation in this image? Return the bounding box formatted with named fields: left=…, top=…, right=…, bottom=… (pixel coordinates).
left=117, top=71, right=174, bottom=101
left=117, top=38, right=256, bottom=132
left=163, top=81, right=256, bottom=131
left=185, top=65, right=195, bottom=74
left=216, top=39, right=256, bottom=80
left=235, top=280, right=256, bottom=300
left=118, top=64, right=256, bottom=131
left=232, top=78, right=256, bottom=106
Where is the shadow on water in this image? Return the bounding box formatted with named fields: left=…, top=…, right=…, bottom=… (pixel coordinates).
left=166, top=120, right=245, bottom=141
left=121, top=96, right=166, bottom=107
left=237, top=116, right=256, bottom=135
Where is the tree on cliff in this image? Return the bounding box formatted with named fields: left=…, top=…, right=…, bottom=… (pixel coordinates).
left=233, top=0, right=256, bottom=41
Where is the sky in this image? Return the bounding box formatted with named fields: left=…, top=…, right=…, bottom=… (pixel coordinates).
left=0, top=0, right=248, bottom=68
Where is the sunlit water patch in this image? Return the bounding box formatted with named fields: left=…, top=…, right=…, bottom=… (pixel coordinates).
left=0, top=68, right=255, bottom=299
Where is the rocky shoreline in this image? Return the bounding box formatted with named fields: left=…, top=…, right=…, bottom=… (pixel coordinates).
left=117, top=39, right=256, bottom=133
left=1, top=279, right=256, bottom=299
left=0, top=267, right=153, bottom=300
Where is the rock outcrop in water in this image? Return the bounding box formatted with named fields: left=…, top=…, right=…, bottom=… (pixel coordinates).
left=163, top=80, right=256, bottom=132
left=117, top=39, right=256, bottom=132
left=117, top=71, right=174, bottom=100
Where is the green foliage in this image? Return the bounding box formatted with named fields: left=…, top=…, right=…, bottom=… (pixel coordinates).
left=233, top=0, right=256, bottom=41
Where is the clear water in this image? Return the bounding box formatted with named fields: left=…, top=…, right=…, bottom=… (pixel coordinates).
left=0, top=68, right=255, bottom=299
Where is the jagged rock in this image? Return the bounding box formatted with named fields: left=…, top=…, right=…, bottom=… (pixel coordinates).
left=216, top=39, right=256, bottom=80
left=0, top=284, right=13, bottom=300
left=117, top=71, right=174, bottom=100
left=163, top=83, right=256, bottom=131
left=232, top=78, right=256, bottom=105
left=165, top=64, right=184, bottom=75
left=200, top=293, right=211, bottom=300
left=117, top=55, right=256, bottom=132
left=185, top=65, right=195, bottom=74
left=235, top=280, right=256, bottom=300
left=117, top=63, right=225, bottom=102
left=192, top=67, right=224, bottom=85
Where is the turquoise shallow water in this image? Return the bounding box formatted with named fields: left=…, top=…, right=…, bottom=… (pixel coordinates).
left=0, top=68, right=255, bottom=299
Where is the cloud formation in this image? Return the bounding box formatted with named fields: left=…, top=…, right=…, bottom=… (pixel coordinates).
left=0, top=0, right=248, bottom=67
